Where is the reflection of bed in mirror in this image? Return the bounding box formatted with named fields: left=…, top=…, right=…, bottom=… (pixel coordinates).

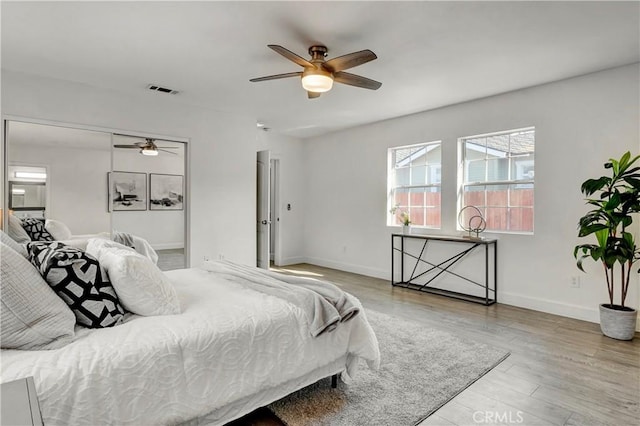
left=52, top=227, right=159, bottom=266
left=5, top=213, right=159, bottom=265
left=4, top=120, right=188, bottom=270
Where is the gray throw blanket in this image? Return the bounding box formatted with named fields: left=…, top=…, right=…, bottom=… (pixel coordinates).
left=112, top=231, right=135, bottom=248
left=202, top=260, right=361, bottom=337
left=111, top=231, right=159, bottom=264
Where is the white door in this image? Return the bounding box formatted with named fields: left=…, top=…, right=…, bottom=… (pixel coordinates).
left=256, top=150, right=270, bottom=269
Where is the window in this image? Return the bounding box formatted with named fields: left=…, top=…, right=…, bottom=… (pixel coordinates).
left=388, top=141, right=441, bottom=228
left=460, top=128, right=534, bottom=233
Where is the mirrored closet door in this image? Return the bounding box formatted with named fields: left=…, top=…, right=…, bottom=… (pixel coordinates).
left=111, top=134, right=186, bottom=270
left=6, top=121, right=112, bottom=233
left=3, top=120, right=187, bottom=270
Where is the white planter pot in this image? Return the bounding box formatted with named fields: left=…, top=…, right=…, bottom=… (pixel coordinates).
left=402, top=225, right=410, bottom=235
left=599, top=304, right=637, bottom=341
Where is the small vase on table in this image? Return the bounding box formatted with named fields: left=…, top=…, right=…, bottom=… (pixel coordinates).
left=402, top=225, right=410, bottom=235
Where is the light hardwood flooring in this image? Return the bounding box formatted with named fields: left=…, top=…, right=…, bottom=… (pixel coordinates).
left=230, top=263, right=639, bottom=426
left=156, top=248, right=185, bottom=271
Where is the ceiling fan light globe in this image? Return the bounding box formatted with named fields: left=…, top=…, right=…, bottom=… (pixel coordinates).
left=301, top=74, right=333, bottom=93
left=141, top=147, right=159, bottom=156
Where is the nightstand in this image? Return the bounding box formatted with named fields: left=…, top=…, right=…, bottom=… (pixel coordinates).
left=1, top=377, right=43, bottom=426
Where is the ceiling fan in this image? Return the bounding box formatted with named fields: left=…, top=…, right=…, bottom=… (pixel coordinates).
left=250, top=44, right=382, bottom=99
left=113, top=138, right=179, bottom=156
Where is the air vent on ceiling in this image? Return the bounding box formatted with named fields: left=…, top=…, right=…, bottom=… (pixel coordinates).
left=146, top=84, right=179, bottom=95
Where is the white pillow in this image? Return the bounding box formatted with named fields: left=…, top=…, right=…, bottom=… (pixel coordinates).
left=0, top=229, right=28, bottom=258
left=45, top=219, right=72, bottom=240
left=7, top=214, right=31, bottom=244
left=0, top=241, right=76, bottom=349
left=86, top=238, right=180, bottom=316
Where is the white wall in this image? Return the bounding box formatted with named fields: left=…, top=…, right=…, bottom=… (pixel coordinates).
left=256, top=130, right=306, bottom=265
left=1, top=70, right=257, bottom=266
left=9, top=143, right=111, bottom=234
left=301, top=64, right=640, bottom=327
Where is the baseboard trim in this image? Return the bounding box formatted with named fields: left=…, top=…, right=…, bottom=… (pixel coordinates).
left=500, top=292, right=640, bottom=332
left=152, top=243, right=184, bottom=250
left=277, top=256, right=306, bottom=266
left=302, top=256, right=388, bottom=280
left=499, top=292, right=599, bottom=323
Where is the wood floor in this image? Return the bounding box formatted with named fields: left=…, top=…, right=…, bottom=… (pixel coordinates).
left=230, top=263, right=640, bottom=426
left=156, top=248, right=185, bottom=271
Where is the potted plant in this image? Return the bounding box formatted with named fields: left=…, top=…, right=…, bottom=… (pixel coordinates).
left=574, top=151, right=640, bottom=340
left=390, top=205, right=411, bottom=234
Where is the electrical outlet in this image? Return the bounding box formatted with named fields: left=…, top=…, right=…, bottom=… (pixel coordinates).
left=218, top=254, right=225, bottom=260
left=203, top=256, right=210, bottom=262
left=570, top=276, right=581, bottom=288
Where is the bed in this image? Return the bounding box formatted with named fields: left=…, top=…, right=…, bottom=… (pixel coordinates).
left=0, top=253, right=380, bottom=425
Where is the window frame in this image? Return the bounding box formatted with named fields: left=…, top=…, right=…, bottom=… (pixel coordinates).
left=387, top=140, right=442, bottom=229
left=458, top=127, right=535, bottom=235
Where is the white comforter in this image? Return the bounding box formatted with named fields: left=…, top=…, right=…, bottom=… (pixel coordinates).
left=0, top=267, right=380, bottom=425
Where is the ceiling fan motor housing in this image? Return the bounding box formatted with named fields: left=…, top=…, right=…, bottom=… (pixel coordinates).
left=308, top=45, right=328, bottom=60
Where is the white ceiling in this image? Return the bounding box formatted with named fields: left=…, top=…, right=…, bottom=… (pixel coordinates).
left=2, top=1, right=638, bottom=139
left=7, top=121, right=112, bottom=150
left=7, top=121, right=185, bottom=158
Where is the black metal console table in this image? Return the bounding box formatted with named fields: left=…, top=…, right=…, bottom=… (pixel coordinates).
left=391, top=234, right=497, bottom=305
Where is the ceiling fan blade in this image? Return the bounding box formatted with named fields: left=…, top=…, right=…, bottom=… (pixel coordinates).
left=157, top=148, right=178, bottom=155
left=250, top=72, right=303, bottom=83
left=113, top=145, right=139, bottom=149
left=268, top=45, right=313, bottom=68
left=113, top=133, right=182, bottom=146
left=156, top=147, right=180, bottom=150
left=307, top=91, right=321, bottom=99
left=323, top=50, right=377, bottom=73
left=333, top=72, right=382, bottom=90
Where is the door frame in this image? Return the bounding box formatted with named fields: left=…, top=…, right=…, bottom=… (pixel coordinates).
left=270, top=158, right=282, bottom=266
left=256, top=149, right=270, bottom=269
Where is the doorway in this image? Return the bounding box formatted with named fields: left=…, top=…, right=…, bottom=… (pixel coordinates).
left=256, top=151, right=281, bottom=269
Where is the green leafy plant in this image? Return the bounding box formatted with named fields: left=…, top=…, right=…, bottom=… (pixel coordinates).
left=574, top=151, right=640, bottom=309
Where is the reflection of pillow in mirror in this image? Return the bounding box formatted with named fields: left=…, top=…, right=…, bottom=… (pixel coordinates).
left=1, top=241, right=76, bottom=349
left=0, top=229, right=28, bottom=258
left=21, top=217, right=54, bottom=242
left=86, top=238, right=180, bottom=317
left=8, top=214, right=31, bottom=244
left=45, top=219, right=72, bottom=240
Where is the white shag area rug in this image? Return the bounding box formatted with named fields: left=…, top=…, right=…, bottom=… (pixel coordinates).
left=269, top=309, right=510, bottom=426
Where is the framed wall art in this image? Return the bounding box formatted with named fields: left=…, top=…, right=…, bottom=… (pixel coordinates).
left=108, top=171, right=147, bottom=211
left=149, top=173, right=184, bottom=211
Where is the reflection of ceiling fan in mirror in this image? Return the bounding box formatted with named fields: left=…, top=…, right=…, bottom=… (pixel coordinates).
left=113, top=138, right=179, bottom=156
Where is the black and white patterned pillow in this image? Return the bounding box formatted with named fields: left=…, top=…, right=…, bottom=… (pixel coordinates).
left=21, top=218, right=54, bottom=242
left=27, top=242, right=125, bottom=328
